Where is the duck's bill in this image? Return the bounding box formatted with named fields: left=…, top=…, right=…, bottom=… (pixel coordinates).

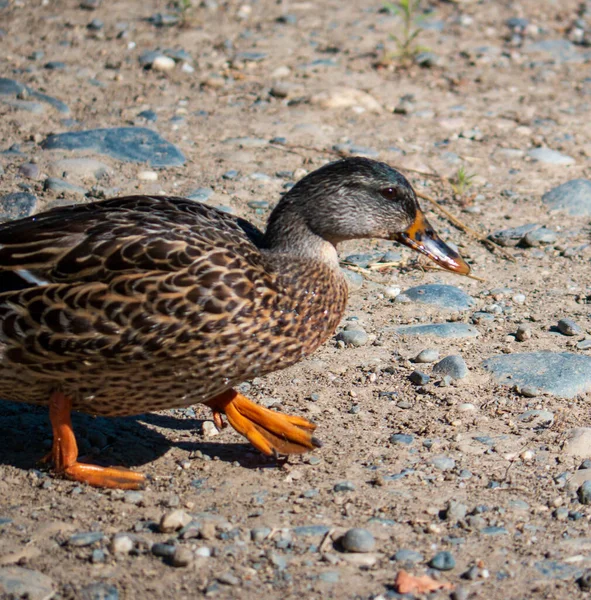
left=393, top=209, right=470, bottom=275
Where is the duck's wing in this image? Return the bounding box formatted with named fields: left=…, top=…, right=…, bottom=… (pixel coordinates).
left=0, top=196, right=275, bottom=371
left=0, top=196, right=265, bottom=290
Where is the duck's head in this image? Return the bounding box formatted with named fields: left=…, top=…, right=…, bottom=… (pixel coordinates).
left=265, top=157, right=470, bottom=275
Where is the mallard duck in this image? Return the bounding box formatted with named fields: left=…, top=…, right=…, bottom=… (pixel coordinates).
left=0, top=157, right=469, bottom=489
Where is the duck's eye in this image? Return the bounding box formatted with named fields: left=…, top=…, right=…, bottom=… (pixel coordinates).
left=380, top=187, right=398, bottom=201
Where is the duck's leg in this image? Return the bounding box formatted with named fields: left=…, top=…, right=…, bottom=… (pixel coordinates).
left=47, top=391, right=146, bottom=490
left=205, top=389, right=321, bottom=455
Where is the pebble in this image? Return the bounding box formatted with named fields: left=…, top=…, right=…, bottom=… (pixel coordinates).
left=409, top=370, right=430, bottom=385
left=528, top=147, right=575, bottom=165
left=138, top=170, right=158, bottom=181
left=341, top=268, right=364, bottom=290
left=430, top=455, right=456, bottom=471
left=68, top=531, right=104, bottom=547
left=557, top=318, right=583, bottom=336
left=18, top=163, right=39, bottom=179
left=335, top=328, right=368, bottom=347
left=396, top=284, right=475, bottom=311
left=152, top=55, right=176, bottom=72
left=522, top=227, right=558, bottom=247
left=44, top=177, right=87, bottom=197
left=151, top=543, right=176, bottom=558
left=445, top=500, right=467, bottom=521
left=393, top=549, right=424, bottom=564
left=309, top=87, right=382, bottom=113
left=430, top=551, right=456, bottom=571
left=41, top=127, right=185, bottom=167
left=395, top=323, right=479, bottom=339
left=483, top=352, right=591, bottom=398
left=341, top=528, right=376, bottom=553
left=293, top=525, right=330, bottom=537
left=0, top=192, right=37, bottom=221
left=0, top=566, right=56, bottom=600
left=159, top=509, right=193, bottom=532
left=542, top=179, right=591, bottom=216
left=519, top=409, right=554, bottom=427
left=413, top=348, right=440, bottom=363
left=48, top=157, right=110, bottom=179
left=108, top=534, right=133, bottom=554
left=578, top=339, right=591, bottom=350
left=432, top=355, right=468, bottom=380
left=562, top=428, right=591, bottom=458
left=489, top=223, right=540, bottom=247
left=515, top=325, right=532, bottom=341
left=318, top=571, right=340, bottom=583
left=251, top=526, right=272, bottom=542
left=333, top=481, right=355, bottom=492
left=172, top=547, right=193, bottom=567
left=80, top=582, right=119, bottom=600
left=217, top=572, right=240, bottom=586
left=390, top=433, right=414, bottom=445
left=577, top=481, right=591, bottom=505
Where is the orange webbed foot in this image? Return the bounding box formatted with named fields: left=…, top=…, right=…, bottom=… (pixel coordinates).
left=45, top=391, right=146, bottom=490
left=205, top=390, right=321, bottom=456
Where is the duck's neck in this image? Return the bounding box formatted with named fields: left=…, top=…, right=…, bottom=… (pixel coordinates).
left=262, top=206, right=340, bottom=270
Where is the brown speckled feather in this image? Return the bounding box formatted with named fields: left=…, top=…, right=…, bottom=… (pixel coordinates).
left=0, top=196, right=348, bottom=416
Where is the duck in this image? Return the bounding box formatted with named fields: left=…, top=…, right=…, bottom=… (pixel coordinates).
left=0, top=157, right=469, bottom=489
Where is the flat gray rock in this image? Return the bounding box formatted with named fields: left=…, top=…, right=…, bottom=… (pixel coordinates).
left=542, top=179, right=591, bottom=216
left=527, top=147, right=575, bottom=165
left=396, top=284, right=475, bottom=311
left=395, top=323, right=479, bottom=339
left=41, top=127, right=185, bottom=167
left=489, top=223, right=540, bottom=247
left=0, top=566, right=55, bottom=600
left=483, top=352, right=591, bottom=399
left=0, top=192, right=38, bottom=221
left=0, top=77, right=69, bottom=114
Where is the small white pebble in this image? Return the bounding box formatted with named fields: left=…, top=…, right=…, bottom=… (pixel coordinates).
left=152, top=56, right=176, bottom=72
left=110, top=534, right=134, bottom=554
left=202, top=421, right=220, bottom=437
left=195, top=547, right=211, bottom=557
left=384, top=286, right=401, bottom=298
left=512, top=293, right=526, bottom=305
left=138, top=170, right=158, bottom=181
left=458, top=403, right=476, bottom=412
left=520, top=450, right=535, bottom=461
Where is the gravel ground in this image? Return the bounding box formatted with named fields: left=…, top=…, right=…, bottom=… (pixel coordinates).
left=1, top=1, right=591, bottom=599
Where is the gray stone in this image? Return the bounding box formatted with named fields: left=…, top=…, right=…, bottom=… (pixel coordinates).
left=18, top=163, right=40, bottom=179
left=80, top=582, right=119, bottom=600
left=519, top=409, right=554, bottom=426
left=444, top=500, right=467, bottom=521
left=68, top=531, right=104, bottom=547
left=528, top=147, right=575, bottom=165
left=535, top=559, right=584, bottom=580
left=413, top=348, right=440, bottom=363
left=44, top=177, right=87, bottom=197
left=577, top=481, right=591, bottom=504
left=557, top=318, right=584, bottom=336
left=187, top=187, right=214, bottom=202
left=341, top=528, right=375, bottom=553
left=41, top=127, right=185, bottom=167
left=481, top=526, right=508, bottom=535
left=489, top=223, right=540, bottom=247
left=430, top=551, right=456, bottom=571
left=0, top=77, right=70, bottom=114
left=151, top=543, right=176, bottom=558
left=341, top=268, right=364, bottom=290
left=396, top=284, right=475, bottom=311
left=336, top=328, right=368, bottom=347
left=251, top=526, right=272, bottom=542
left=430, top=455, right=455, bottom=471
left=293, top=525, right=330, bottom=537
left=522, top=227, right=558, bottom=247
left=0, top=192, right=38, bottom=221
left=542, top=179, right=591, bottom=216
left=409, top=370, right=430, bottom=385
left=433, top=355, right=468, bottom=380
left=578, top=339, right=591, bottom=350
left=390, top=433, right=414, bottom=445
left=393, top=549, right=424, bottom=564
left=0, top=567, right=55, bottom=600
left=333, top=481, right=355, bottom=492
left=317, top=571, right=340, bottom=583
left=395, top=323, right=479, bottom=339
left=483, top=352, right=591, bottom=398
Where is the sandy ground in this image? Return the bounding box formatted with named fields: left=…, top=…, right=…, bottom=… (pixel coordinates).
left=1, top=1, right=591, bottom=599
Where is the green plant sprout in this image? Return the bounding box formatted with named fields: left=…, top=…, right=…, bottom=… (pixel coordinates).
left=382, top=0, right=429, bottom=65
left=450, top=165, right=477, bottom=198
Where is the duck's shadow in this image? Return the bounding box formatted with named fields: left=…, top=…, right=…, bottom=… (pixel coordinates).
left=0, top=400, right=278, bottom=473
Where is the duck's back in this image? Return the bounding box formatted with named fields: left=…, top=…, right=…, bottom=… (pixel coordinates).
left=0, top=197, right=347, bottom=415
